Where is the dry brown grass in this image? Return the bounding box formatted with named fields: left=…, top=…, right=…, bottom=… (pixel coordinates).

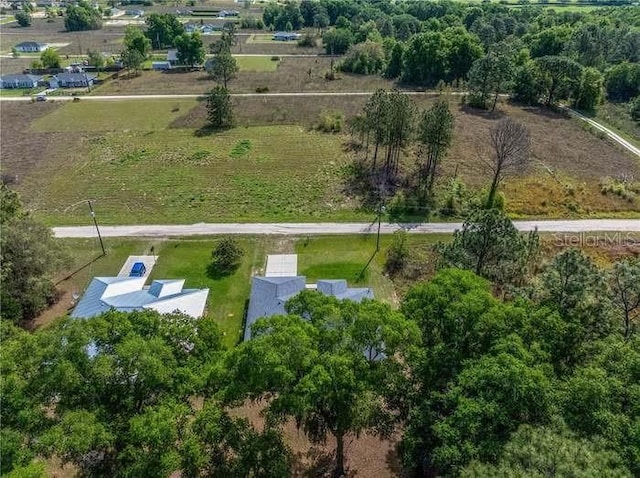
left=93, top=57, right=395, bottom=95
left=229, top=401, right=403, bottom=478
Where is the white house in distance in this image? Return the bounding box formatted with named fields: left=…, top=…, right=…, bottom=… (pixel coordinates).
left=71, top=276, right=209, bottom=319
left=14, top=41, right=49, bottom=52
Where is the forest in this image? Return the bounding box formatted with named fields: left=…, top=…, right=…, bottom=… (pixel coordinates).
left=2, top=182, right=639, bottom=477
left=268, top=1, right=639, bottom=117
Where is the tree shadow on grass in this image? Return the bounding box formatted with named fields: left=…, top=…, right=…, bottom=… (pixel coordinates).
left=459, top=104, right=505, bottom=120
left=194, top=124, right=233, bottom=137
left=205, top=263, right=238, bottom=280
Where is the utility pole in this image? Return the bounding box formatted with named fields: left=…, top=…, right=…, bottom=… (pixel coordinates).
left=87, top=200, right=106, bottom=256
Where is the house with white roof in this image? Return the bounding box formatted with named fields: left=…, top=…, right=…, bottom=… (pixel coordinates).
left=71, top=276, right=209, bottom=319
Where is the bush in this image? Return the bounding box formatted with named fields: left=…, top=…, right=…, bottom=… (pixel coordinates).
left=297, top=33, right=316, bottom=48
left=630, top=96, right=640, bottom=121
left=316, top=111, right=343, bottom=133
left=339, top=41, right=385, bottom=75
left=270, top=56, right=280, bottom=61
left=255, top=86, right=269, bottom=93
left=325, top=70, right=336, bottom=81
left=15, top=11, right=31, bottom=27
left=439, top=178, right=472, bottom=217
left=600, top=176, right=638, bottom=202
left=208, top=237, right=244, bottom=278
left=385, top=230, right=409, bottom=276
left=240, top=17, right=264, bottom=29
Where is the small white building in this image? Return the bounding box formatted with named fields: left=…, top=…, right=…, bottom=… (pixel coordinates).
left=71, top=276, right=209, bottom=319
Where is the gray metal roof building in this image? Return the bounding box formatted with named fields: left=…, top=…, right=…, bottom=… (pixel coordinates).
left=244, top=276, right=374, bottom=340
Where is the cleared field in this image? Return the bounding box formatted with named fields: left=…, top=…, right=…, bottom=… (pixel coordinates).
left=236, top=55, right=279, bottom=72
left=91, top=57, right=393, bottom=95
left=31, top=99, right=198, bottom=132
left=18, top=117, right=362, bottom=224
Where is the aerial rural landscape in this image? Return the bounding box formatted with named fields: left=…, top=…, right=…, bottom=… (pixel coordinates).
left=1, top=0, right=639, bottom=476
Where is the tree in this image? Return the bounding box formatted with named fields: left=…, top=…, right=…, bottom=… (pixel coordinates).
left=145, top=13, right=185, bottom=49
left=14, top=11, right=31, bottom=27
left=572, top=66, right=603, bottom=113
left=437, top=209, right=537, bottom=285
left=536, top=55, right=583, bottom=106
left=40, top=48, right=61, bottom=69
left=123, top=25, right=152, bottom=59
left=604, top=62, right=640, bottom=102
left=402, top=31, right=449, bottom=85
left=609, top=258, right=640, bottom=338
left=208, top=237, right=244, bottom=277
left=322, top=28, right=354, bottom=55
left=512, top=59, right=544, bottom=106
left=0, top=186, right=68, bottom=324
left=221, top=293, right=419, bottom=478
left=385, top=41, right=404, bottom=79
left=205, top=49, right=238, bottom=88
left=445, top=27, right=483, bottom=82
left=339, top=41, right=385, bottom=75
left=64, top=2, right=102, bottom=31
left=461, top=425, right=632, bottom=477
left=206, top=86, right=234, bottom=129
left=175, top=32, right=205, bottom=67
left=468, top=43, right=514, bottom=111
left=417, top=99, right=454, bottom=199
left=87, top=50, right=104, bottom=71
left=630, top=95, right=640, bottom=121
left=485, top=118, right=531, bottom=208
left=121, top=48, right=144, bottom=73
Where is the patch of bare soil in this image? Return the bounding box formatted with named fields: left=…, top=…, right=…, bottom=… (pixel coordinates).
left=0, top=101, right=64, bottom=182
left=229, top=401, right=404, bottom=477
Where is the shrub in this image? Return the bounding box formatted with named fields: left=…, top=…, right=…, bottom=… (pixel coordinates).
left=339, top=41, right=385, bottom=75
left=316, top=111, right=343, bottom=133
left=297, top=33, right=316, bottom=47
left=630, top=95, right=640, bottom=121
left=270, top=56, right=280, bottom=61
left=208, top=237, right=244, bottom=278
left=255, top=86, right=269, bottom=93
left=385, top=230, right=409, bottom=276
left=325, top=70, right=336, bottom=81
left=15, top=11, right=31, bottom=27
left=600, top=176, right=638, bottom=202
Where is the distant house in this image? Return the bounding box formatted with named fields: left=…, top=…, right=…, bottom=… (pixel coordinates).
left=125, top=9, right=144, bottom=16
left=0, top=73, right=42, bottom=89
left=71, top=276, right=210, bottom=319
left=272, top=32, right=301, bottom=41
left=218, top=10, right=239, bottom=17
left=15, top=41, right=49, bottom=52
left=109, top=7, right=125, bottom=17
left=244, top=275, right=373, bottom=340
left=36, top=0, right=60, bottom=7
left=152, top=61, right=172, bottom=71
left=49, top=72, right=97, bottom=88
left=167, top=49, right=179, bottom=65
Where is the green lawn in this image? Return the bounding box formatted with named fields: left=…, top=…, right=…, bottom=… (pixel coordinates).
left=296, top=234, right=449, bottom=305
left=23, top=120, right=366, bottom=225
left=30, top=99, right=199, bottom=132
left=0, top=88, right=44, bottom=97
left=236, top=55, right=280, bottom=72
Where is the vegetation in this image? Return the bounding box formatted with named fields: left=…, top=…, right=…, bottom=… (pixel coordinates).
left=145, top=13, right=185, bottom=49
left=14, top=10, right=31, bottom=27
left=64, top=1, right=102, bottom=31
left=0, top=186, right=67, bottom=325
left=175, top=31, right=205, bottom=68
left=2, top=210, right=639, bottom=476
left=40, top=48, right=61, bottom=69
left=206, top=86, right=234, bottom=129
left=208, top=237, right=244, bottom=278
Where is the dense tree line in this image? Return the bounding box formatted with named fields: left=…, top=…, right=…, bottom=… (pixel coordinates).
left=2, top=208, right=638, bottom=477
left=264, top=1, right=638, bottom=115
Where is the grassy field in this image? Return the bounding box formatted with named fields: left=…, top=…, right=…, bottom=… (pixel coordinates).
left=236, top=55, right=280, bottom=72
left=4, top=98, right=639, bottom=226
left=595, top=101, right=640, bottom=149
left=0, top=88, right=45, bottom=96
left=20, top=102, right=363, bottom=224
left=31, top=99, right=198, bottom=132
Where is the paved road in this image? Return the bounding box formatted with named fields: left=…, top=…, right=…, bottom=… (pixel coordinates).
left=53, top=220, right=640, bottom=238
